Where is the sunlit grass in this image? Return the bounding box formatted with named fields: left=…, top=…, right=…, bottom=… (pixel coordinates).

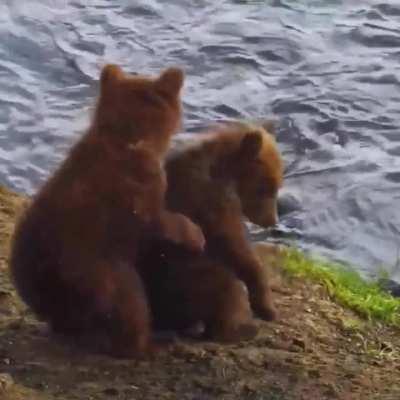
left=281, top=247, right=400, bottom=328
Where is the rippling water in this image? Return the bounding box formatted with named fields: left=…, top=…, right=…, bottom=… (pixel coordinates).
left=1, top=0, right=400, bottom=280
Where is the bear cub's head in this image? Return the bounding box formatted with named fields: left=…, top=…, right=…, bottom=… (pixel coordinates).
left=95, top=64, right=185, bottom=156
left=233, top=123, right=283, bottom=228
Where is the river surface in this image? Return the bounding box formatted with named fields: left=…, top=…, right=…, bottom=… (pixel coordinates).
left=1, top=0, right=400, bottom=280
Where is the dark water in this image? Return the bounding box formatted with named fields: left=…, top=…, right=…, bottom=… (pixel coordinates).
left=1, top=0, right=400, bottom=280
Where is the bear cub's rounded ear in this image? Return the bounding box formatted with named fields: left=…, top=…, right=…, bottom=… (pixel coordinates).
left=100, top=64, right=124, bottom=91
left=155, top=67, right=185, bottom=97
left=238, top=131, right=263, bottom=160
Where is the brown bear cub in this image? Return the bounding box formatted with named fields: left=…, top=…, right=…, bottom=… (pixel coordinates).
left=10, top=64, right=205, bottom=358
left=141, top=121, right=283, bottom=342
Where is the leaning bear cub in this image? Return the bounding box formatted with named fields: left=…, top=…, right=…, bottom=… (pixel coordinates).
left=10, top=64, right=204, bottom=358
left=142, top=121, right=283, bottom=341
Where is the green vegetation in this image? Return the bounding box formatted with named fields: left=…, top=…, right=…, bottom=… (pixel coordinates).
left=282, top=248, right=400, bottom=327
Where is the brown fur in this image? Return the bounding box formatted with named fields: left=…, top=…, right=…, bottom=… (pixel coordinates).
left=141, top=122, right=283, bottom=341
left=10, top=64, right=205, bottom=358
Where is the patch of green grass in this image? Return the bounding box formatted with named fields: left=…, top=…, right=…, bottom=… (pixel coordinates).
left=281, top=248, right=400, bottom=328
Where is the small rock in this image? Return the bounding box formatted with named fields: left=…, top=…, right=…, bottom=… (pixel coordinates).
left=0, top=373, right=14, bottom=391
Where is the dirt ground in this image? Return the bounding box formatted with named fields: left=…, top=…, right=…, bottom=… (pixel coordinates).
left=0, top=186, right=400, bottom=400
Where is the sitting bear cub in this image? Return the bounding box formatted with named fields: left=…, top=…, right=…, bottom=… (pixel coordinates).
left=141, top=121, right=283, bottom=341
left=10, top=64, right=205, bottom=358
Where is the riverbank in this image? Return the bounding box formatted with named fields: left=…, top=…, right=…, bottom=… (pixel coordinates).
left=0, top=186, right=399, bottom=400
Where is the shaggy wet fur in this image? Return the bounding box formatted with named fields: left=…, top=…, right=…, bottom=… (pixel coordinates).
left=141, top=122, right=283, bottom=341
left=10, top=65, right=205, bottom=358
